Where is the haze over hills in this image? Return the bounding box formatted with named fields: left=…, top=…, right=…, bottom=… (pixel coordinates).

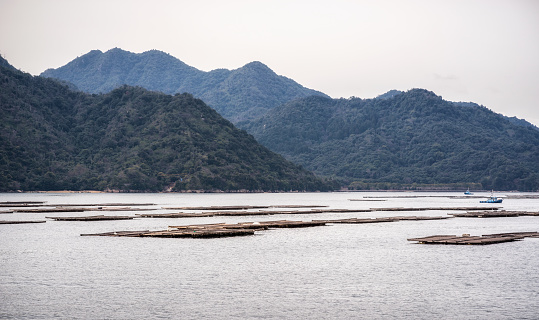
left=0, top=55, right=334, bottom=192
left=239, top=89, right=539, bottom=191
left=40, top=48, right=329, bottom=122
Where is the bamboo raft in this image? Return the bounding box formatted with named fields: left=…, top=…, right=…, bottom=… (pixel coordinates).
left=370, top=206, right=500, bottom=212
left=0, top=201, right=45, bottom=204
left=408, top=232, right=539, bottom=245
left=317, top=217, right=396, bottom=224
left=2, top=202, right=155, bottom=208
left=234, top=220, right=327, bottom=229
left=137, top=206, right=498, bottom=219
left=14, top=207, right=87, bottom=213
left=0, top=201, right=46, bottom=207
left=81, top=219, right=327, bottom=238
left=362, top=195, right=485, bottom=199
left=162, top=205, right=270, bottom=210
left=137, top=208, right=372, bottom=218
left=316, top=216, right=451, bottom=224
left=503, top=195, right=539, bottom=199
left=0, top=220, right=46, bottom=224
left=389, top=215, right=452, bottom=221
left=169, top=220, right=327, bottom=230
left=80, top=215, right=452, bottom=239
left=13, top=206, right=157, bottom=213
left=46, top=215, right=135, bottom=221
left=137, top=211, right=274, bottom=218
left=450, top=210, right=539, bottom=218
left=161, top=205, right=328, bottom=210
left=362, top=194, right=539, bottom=200
left=81, top=230, right=152, bottom=237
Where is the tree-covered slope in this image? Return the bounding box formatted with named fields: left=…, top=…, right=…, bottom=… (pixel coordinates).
left=0, top=55, right=17, bottom=70
left=1, top=60, right=334, bottom=192
left=40, top=49, right=201, bottom=95
left=40, top=48, right=328, bottom=122
left=240, top=89, right=539, bottom=191
left=0, top=60, right=88, bottom=190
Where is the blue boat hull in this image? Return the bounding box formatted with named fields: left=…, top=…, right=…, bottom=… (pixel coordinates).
left=480, top=199, right=503, bottom=203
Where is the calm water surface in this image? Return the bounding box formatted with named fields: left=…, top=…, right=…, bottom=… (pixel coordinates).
left=1, top=192, right=538, bottom=319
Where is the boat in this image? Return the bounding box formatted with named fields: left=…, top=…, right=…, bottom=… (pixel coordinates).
left=480, top=191, right=503, bottom=203
left=464, top=188, right=473, bottom=195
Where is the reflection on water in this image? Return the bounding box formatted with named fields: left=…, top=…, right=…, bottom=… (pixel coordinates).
left=1, top=192, right=538, bottom=319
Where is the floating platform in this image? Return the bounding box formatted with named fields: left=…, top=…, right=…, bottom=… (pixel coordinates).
left=483, top=231, right=539, bottom=238
left=14, top=206, right=157, bottom=213
left=408, top=232, right=539, bottom=245
left=388, top=215, right=452, bottom=221
left=46, top=215, right=135, bottom=221
left=3, top=202, right=155, bottom=208
left=370, top=206, right=501, bottom=212
left=362, top=194, right=539, bottom=200
left=0, top=220, right=46, bottom=224
left=136, top=207, right=481, bottom=219
left=161, top=205, right=328, bottom=210
left=241, top=220, right=327, bottom=228
left=82, top=220, right=328, bottom=239
left=80, top=215, right=455, bottom=240
left=137, top=210, right=275, bottom=218
left=167, top=220, right=327, bottom=232
left=450, top=210, right=539, bottom=218
left=162, top=205, right=270, bottom=210
left=316, top=216, right=451, bottom=224
left=137, top=208, right=372, bottom=218
left=143, top=229, right=257, bottom=238
left=316, top=217, right=397, bottom=224
left=504, top=195, right=539, bottom=199
left=0, top=201, right=45, bottom=207
left=15, top=207, right=87, bottom=213
left=81, top=230, right=152, bottom=237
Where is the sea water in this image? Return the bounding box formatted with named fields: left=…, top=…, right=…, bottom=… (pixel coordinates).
left=1, top=192, right=538, bottom=319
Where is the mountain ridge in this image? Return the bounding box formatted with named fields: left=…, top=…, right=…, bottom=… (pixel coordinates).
left=0, top=54, right=16, bottom=70
left=41, top=48, right=329, bottom=122
left=239, top=88, right=539, bottom=191
left=1, top=58, right=334, bottom=192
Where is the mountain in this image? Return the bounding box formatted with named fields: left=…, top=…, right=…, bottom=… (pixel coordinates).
left=40, top=48, right=329, bottom=122
left=375, top=90, right=404, bottom=100
left=504, top=116, right=539, bottom=130
left=0, top=59, right=334, bottom=192
left=452, top=101, right=538, bottom=130
left=239, top=89, right=539, bottom=191
left=0, top=54, right=16, bottom=70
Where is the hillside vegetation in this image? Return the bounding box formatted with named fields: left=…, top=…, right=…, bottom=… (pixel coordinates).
left=240, top=89, right=539, bottom=191
left=1, top=58, right=334, bottom=192
left=41, top=48, right=328, bottom=122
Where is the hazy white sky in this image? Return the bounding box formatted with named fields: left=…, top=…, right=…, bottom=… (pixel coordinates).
left=1, top=0, right=538, bottom=125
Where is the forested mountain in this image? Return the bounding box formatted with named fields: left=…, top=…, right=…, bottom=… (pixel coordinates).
left=40, top=48, right=328, bottom=122
left=239, top=89, right=539, bottom=191
left=451, top=101, right=538, bottom=130
left=0, top=55, right=16, bottom=70
left=0, top=58, right=334, bottom=192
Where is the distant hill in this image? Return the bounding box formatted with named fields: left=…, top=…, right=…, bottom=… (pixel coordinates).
left=239, top=89, right=539, bottom=191
left=40, top=48, right=329, bottom=122
left=0, top=59, right=334, bottom=192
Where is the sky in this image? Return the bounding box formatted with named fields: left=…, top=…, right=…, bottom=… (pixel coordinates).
left=1, top=0, right=538, bottom=126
